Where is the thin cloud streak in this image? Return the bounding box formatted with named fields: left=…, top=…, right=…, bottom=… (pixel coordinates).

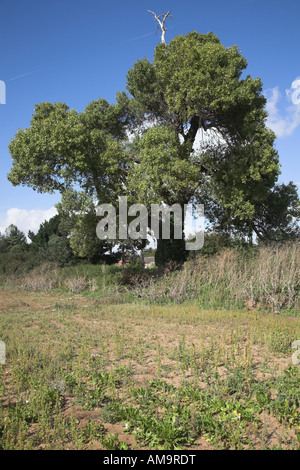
left=8, top=69, right=41, bottom=82
left=122, top=32, right=154, bottom=43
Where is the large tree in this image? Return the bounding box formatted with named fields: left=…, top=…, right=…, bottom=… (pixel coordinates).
left=125, top=32, right=298, bottom=260
left=7, top=31, right=299, bottom=265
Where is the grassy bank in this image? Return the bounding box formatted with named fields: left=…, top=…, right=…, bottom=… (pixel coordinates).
left=2, top=242, right=299, bottom=314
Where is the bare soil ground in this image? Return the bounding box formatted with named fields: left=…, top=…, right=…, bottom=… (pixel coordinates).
left=0, top=288, right=299, bottom=450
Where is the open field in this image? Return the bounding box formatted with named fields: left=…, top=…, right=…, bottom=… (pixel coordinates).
left=0, top=287, right=300, bottom=450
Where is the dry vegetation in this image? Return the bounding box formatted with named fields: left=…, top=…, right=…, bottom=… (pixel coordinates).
left=0, top=243, right=299, bottom=450
left=130, top=244, right=300, bottom=313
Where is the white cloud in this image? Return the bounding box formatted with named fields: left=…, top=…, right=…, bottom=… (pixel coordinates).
left=0, top=207, right=57, bottom=237
left=265, top=77, right=300, bottom=137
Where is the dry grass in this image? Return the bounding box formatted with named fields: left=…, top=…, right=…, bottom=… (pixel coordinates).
left=0, top=288, right=299, bottom=450
left=2, top=244, right=299, bottom=315
left=64, top=275, right=88, bottom=294
left=11, top=264, right=60, bottom=292
left=130, top=243, right=300, bottom=312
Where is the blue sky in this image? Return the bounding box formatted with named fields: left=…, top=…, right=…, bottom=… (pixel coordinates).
left=0, top=0, right=299, bottom=235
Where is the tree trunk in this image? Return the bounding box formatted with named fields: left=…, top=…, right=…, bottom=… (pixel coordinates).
left=154, top=207, right=188, bottom=266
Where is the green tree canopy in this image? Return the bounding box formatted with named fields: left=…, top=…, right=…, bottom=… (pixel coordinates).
left=8, top=93, right=131, bottom=203
left=0, top=225, right=28, bottom=253
left=126, top=32, right=280, bottom=215
left=7, top=31, right=300, bottom=264
left=55, top=188, right=114, bottom=263
left=28, top=214, right=61, bottom=250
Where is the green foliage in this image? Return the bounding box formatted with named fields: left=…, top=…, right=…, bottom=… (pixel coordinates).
left=7, top=30, right=300, bottom=265
left=28, top=214, right=61, bottom=251
left=0, top=225, right=28, bottom=254
left=27, top=214, right=73, bottom=266
left=46, top=234, right=72, bottom=267
left=189, top=231, right=233, bottom=257
left=155, top=238, right=187, bottom=267
left=126, top=126, right=199, bottom=206
left=8, top=95, right=131, bottom=201
left=253, top=182, right=300, bottom=242
left=0, top=250, right=44, bottom=279
left=126, top=31, right=297, bottom=248
left=55, top=188, right=115, bottom=263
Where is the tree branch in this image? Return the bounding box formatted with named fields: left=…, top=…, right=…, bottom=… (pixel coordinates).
left=148, top=10, right=172, bottom=44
